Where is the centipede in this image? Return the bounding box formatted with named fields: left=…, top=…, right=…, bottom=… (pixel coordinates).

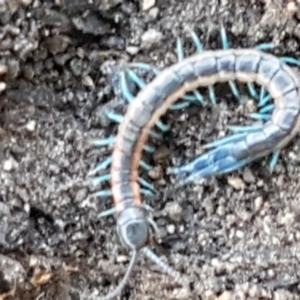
left=88, top=27, right=300, bottom=299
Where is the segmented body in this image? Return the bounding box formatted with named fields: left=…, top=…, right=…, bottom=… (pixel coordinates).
left=112, top=48, right=300, bottom=207
left=90, top=30, right=300, bottom=299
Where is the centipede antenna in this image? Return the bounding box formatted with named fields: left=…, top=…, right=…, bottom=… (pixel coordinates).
left=148, top=217, right=160, bottom=237
left=100, top=251, right=139, bottom=300
left=142, top=247, right=182, bottom=282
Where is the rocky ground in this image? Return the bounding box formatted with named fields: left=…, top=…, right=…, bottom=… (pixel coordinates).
left=1, top=0, right=300, bottom=299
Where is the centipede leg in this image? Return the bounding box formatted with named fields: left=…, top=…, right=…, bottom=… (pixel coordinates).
left=220, top=26, right=241, bottom=102
left=255, top=43, right=275, bottom=51
left=128, top=62, right=202, bottom=108
left=249, top=113, right=272, bottom=121
left=228, top=125, right=264, bottom=133
left=89, top=136, right=117, bottom=147
left=125, top=66, right=190, bottom=111
left=105, top=108, right=162, bottom=140
left=122, top=70, right=170, bottom=132
left=91, top=173, right=156, bottom=194
left=269, top=150, right=280, bottom=173
left=258, top=104, right=275, bottom=114
left=103, top=109, right=159, bottom=151
left=89, top=152, right=152, bottom=178
left=98, top=203, right=155, bottom=219
left=202, top=132, right=247, bottom=149
left=281, top=57, right=300, bottom=66
left=176, top=36, right=205, bottom=106
left=88, top=157, right=112, bottom=176
left=174, top=156, right=254, bottom=188
left=92, top=186, right=153, bottom=202
left=138, top=177, right=157, bottom=193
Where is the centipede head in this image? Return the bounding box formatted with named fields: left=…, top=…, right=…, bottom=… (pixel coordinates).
left=101, top=207, right=184, bottom=299
left=117, top=206, right=150, bottom=251
left=99, top=207, right=150, bottom=299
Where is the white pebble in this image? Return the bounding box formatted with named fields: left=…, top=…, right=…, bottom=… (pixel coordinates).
left=142, top=0, right=156, bottom=10
left=26, top=120, right=36, bottom=132
left=141, top=29, right=162, bottom=49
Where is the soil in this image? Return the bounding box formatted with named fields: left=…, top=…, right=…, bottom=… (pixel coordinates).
left=1, top=0, right=300, bottom=299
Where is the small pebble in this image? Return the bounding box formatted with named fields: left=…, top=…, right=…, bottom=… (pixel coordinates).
left=219, top=291, right=233, bottom=300
left=148, top=7, right=159, bottom=19
left=141, top=29, right=163, bottom=49
left=142, top=0, right=156, bottom=11
left=254, top=196, right=263, bottom=211
left=243, top=167, right=255, bottom=183
left=0, top=82, right=6, bottom=93
left=82, top=75, right=94, bottom=88
left=0, top=64, right=8, bottom=75
left=116, top=255, right=128, bottom=263
left=153, top=145, right=170, bottom=162
left=3, top=158, right=17, bottom=171
left=164, top=202, right=183, bottom=222
left=126, top=46, right=139, bottom=55
left=227, top=176, right=245, bottom=190
left=148, top=165, right=162, bottom=180
left=167, top=224, right=175, bottom=234
left=20, top=0, right=33, bottom=7
left=236, top=230, right=245, bottom=239
left=25, top=120, right=36, bottom=132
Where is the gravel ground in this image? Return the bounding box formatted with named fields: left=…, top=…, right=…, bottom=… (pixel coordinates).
left=1, top=0, right=300, bottom=299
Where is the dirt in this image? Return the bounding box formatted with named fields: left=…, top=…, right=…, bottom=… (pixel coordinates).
left=1, top=0, right=300, bottom=299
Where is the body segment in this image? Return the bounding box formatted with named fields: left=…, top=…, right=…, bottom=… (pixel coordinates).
left=112, top=49, right=300, bottom=203
left=93, top=44, right=300, bottom=299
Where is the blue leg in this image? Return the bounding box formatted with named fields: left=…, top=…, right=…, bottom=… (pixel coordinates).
left=168, top=143, right=256, bottom=188
left=138, top=177, right=157, bottom=193
left=128, top=62, right=204, bottom=105
left=121, top=70, right=170, bottom=133
left=208, top=85, right=217, bottom=106
left=254, top=43, right=275, bottom=102
left=281, top=57, right=300, bottom=66
left=175, top=156, right=254, bottom=188
left=202, top=132, right=248, bottom=150
left=258, top=104, right=275, bottom=114
left=105, top=110, right=124, bottom=123
left=88, top=157, right=112, bottom=176
left=249, top=113, right=272, bottom=121
left=91, top=174, right=111, bottom=185
left=139, top=160, right=152, bottom=171
left=91, top=174, right=156, bottom=194
left=104, top=110, right=161, bottom=142
left=127, top=63, right=189, bottom=109
left=258, top=86, right=272, bottom=108
left=143, top=144, right=155, bottom=153
left=255, top=43, right=275, bottom=51
left=186, top=30, right=217, bottom=106
left=247, top=82, right=259, bottom=100
left=90, top=136, right=116, bottom=147
left=92, top=189, right=112, bottom=198
left=99, top=202, right=155, bottom=219
left=228, top=125, right=264, bottom=133
left=220, top=26, right=241, bottom=102
left=89, top=154, right=152, bottom=176
left=258, top=94, right=272, bottom=107
left=269, top=150, right=280, bottom=173
left=189, top=30, right=204, bottom=52
left=91, top=186, right=153, bottom=200
left=176, top=37, right=205, bottom=106
left=99, top=207, right=115, bottom=217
